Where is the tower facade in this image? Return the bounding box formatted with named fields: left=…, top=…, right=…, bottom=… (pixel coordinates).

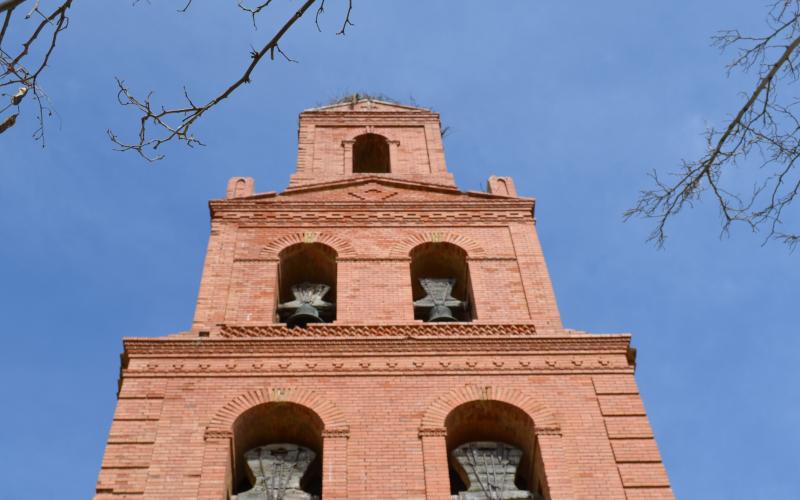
left=96, top=98, right=672, bottom=499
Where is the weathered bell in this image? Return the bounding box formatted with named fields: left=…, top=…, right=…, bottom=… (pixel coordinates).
left=277, top=282, right=333, bottom=329
left=450, top=441, right=535, bottom=499
left=428, top=304, right=458, bottom=322
left=413, top=278, right=466, bottom=323
left=286, top=303, right=323, bottom=328
left=239, top=444, right=316, bottom=500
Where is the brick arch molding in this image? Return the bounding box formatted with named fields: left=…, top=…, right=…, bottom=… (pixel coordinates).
left=205, top=387, right=350, bottom=438
left=420, top=385, right=560, bottom=433
left=343, top=128, right=392, bottom=142
left=259, top=232, right=357, bottom=260
left=390, top=232, right=486, bottom=258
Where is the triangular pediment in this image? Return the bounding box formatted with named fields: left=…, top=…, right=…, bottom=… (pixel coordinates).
left=257, top=177, right=523, bottom=203
left=305, top=97, right=429, bottom=113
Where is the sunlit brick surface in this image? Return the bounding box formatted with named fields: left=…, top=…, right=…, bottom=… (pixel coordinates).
left=96, top=99, right=672, bottom=499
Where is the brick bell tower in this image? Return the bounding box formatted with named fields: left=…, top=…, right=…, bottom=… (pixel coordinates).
left=96, top=97, right=673, bottom=499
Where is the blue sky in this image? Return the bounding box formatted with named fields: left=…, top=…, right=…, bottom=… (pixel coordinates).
left=2, top=1, right=798, bottom=498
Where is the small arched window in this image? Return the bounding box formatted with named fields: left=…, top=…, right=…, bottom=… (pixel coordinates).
left=445, top=401, right=546, bottom=499
left=409, top=242, right=474, bottom=322
left=232, top=402, right=324, bottom=498
left=352, top=133, right=390, bottom=173
left=277, top=243, right=337, bottom=327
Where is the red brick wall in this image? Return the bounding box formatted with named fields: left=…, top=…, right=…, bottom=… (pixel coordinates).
left=191, top=199, right=564, bottom=331
left=97, top=101, right=671, bottom=499
left=290, top=103, right=452, bottom=187
left=96, top=333, right=671, bottom=499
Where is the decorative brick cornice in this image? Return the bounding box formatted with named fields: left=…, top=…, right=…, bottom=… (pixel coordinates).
left=126, top=354, right=631, bottom=374
left=213, top=200, right=532, bottom=210
left=218, top=323, right=539, bottom=339
left=120, top=330, right=633, bottom=378
left=213, top=208, right=533, bottom=226
left=123, top=329, right=631, bottom=357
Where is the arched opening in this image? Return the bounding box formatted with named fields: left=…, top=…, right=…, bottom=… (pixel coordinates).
left=232, top=402, right=324, bottom=499
left=233, top=178, right=247, bottom=197
left=410, top=242, right=474, bottom=322
left=352, top=133, right=390, bottom=173
left=445, top=400, right=547, bottom=499
left=277, top=243, right=337, bottom=327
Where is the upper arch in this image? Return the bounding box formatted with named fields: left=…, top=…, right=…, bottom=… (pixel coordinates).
left=390, top=232, right=486, bottom=259
left=259, top=232, right=357, bottom=260
left=206, top=387, right=349, bottom=438
left=420, top=385, right=559, bottom=433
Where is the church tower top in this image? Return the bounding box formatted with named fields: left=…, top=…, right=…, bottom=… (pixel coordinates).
left=289, top=95, right=455, bottom=188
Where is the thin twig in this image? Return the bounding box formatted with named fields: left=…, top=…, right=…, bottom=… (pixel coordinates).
left=109, top=0, right=321, bottom=160
left=336, top=0, right=353, bottom=35
left=627, top=0, right=800, bottom=247
left=1, top=0, right=71, bottom=140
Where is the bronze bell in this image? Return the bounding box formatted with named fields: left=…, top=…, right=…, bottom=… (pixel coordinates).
left=413, top=278, right=466, bottom=322
left=277, top=282, right=333, bottom=329
left=286, top=303, right=323, bottom=328
left=428, top=304, right=458, bottom=322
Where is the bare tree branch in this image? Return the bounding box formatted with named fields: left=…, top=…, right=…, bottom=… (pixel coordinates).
left=315, top=0, right=326, bottom=31
left=110, top=0, right=356, bottom=161
left=177, top=0, right=193, bottom=13
left=2, top=0, right=356, bottom=157
left=0, top=9, right=14, bottom=45
left=336, top=0, right=353, bottom=35
left=1, top=0, right=71, bottom=143
left=237, top=0, right=274, bottom=28
left=0, top=0, right=26, bottom=14
left=627, top=0, right=800, bottom=249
